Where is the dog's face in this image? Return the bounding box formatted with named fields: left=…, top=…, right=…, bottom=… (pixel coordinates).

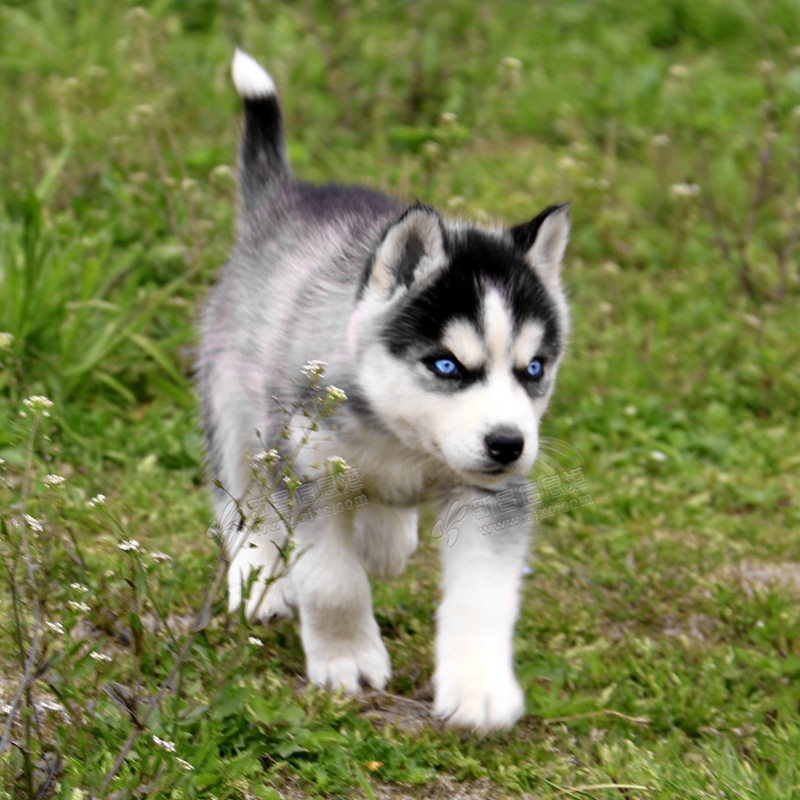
left=350, top=204, right=570, bottom=489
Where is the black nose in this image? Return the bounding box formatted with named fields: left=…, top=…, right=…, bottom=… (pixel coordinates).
left=485, top=428, right=524, bottom=465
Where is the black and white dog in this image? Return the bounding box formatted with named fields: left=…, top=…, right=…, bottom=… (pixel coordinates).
left=198, top=50, right=571, bottom=732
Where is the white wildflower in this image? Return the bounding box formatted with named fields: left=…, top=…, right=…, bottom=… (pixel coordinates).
left=500, top=56, right=522, bottom=72
left=117, top=539, right=140, bottom=552
left=447, top=195, right=466, bottom=210
left=151, top=551, right=172, bottom=563
left=23, top=395, right=53, bottom=416
left=176, top=757, right=194, bottom=771
left=650, top=450, right=668, bottom=462
left=422, top=141, right=441, bottom=160
left=47, top=621, right=65, bottom=635
left=90, top=651, right=112, bottom=663
left=70, top=583, right=88, bottom=592
left=327, top=456, right=349, bottom=469
left=254, top=449, right=279, bottom=466
left=623, top=405, right=638, bottom=416
left=0, top=332, right=13, bottom=349
left=43, top=474, right=65, bottom=488
left=210, top=164, right=234, bottom=183
left=558, top=156, right=577, bottom=171
left=88, top=494, right=105, bottom=508
left=87, top=65, right=108, bottom=81
left=68, top=601, right=91, bottom=613
left=598, top=301, right=614, bottom=315
left=23, top=514, right=43, bottom=532
left=742, top=313, right=762, bottom=330
left=248, top=636, right=264, bottom=646
left=125, top=6, right=151, bottom=24
left=301, top=360, right=327, bottom=381
left=133, top=103, right=155, bottom=120
left=63, top=77, right=82, bottom=95
left=152, top=735, right=176, bottom=753
left=38, top=700, right=65, bottom=713
left=669, top=64, right=689, bottom=79
left=670, top=182, right=700, bottom=200
left=325, top=385, right=347, bottom=403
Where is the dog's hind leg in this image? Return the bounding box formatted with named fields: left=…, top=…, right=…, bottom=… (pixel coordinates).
left=212, top=453, right=297, bottom=624
left=354, top=503, right=418, bottom=579
left=226, top=523, right=297, bottom=624
left=291, top=512, right=390, bottom=692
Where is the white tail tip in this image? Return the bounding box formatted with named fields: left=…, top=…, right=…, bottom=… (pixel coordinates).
left=232, top=49, right=276, bottom=99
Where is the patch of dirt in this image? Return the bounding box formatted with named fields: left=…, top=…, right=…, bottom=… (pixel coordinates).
left=661, top=612, right=716, bottom=642
left=358, top=688, right=437, bottom=735
left=718, top=560, right=800, bottom=599
left=269, top=774, right=527, bottom=800
left=374, top=776, right=520, bottom=800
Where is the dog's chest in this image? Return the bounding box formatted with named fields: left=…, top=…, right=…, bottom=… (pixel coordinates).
left=339, top=430, right=444, bottom=506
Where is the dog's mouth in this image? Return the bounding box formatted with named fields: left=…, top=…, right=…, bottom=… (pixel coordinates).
left=459, top=462, right=521, bottom=489
left=480, top=456, right=530, bottom=476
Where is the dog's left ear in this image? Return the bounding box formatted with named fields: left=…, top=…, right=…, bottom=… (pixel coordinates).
left=367, top=203, right=447, bottom=300
left=508, top=203, right=570, bottom=290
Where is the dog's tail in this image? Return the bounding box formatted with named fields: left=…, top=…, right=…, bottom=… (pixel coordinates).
left=231, top=49, right=290, bottom=206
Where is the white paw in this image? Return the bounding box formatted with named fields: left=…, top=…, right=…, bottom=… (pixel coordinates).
left=245, top=574, right=296, bottom=624
left=433, top=671, right=525, bottom=733
left=227, top=541, right=296, bottom=623
left=303, top=620, right=391, bottom=693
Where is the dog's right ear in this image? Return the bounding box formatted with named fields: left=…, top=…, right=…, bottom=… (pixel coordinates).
left=366, top=204, right=447, bottom=300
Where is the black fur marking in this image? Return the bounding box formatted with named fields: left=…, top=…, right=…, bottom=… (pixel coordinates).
left=293, top=182, right=403, bottom=224
left=382, top=229, right=562, bottom=361
left=508, top=203, right=569, bottom=254
left=421, top=354, right=486, bottom=391
left=241, top=96, right=289, bottom=200
left=396, top=233, right=425, bottom=289
left=357, top=203, right=444, bottom=297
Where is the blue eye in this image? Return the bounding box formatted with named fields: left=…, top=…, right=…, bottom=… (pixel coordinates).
left=526, top=358, right=544, bottom=380
left=432, top=358, right=461, bottom=378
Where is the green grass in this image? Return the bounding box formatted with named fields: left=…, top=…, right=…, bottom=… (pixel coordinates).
left=2, top=0, right=800, bottom=797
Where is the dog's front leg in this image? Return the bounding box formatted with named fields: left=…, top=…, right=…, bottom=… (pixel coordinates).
left=432, top=486, right=529, bottom=733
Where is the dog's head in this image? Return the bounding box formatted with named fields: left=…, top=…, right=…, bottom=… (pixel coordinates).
left=349, top=203, right=570, bottom=489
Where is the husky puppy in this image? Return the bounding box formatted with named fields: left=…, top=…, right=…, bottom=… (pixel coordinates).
left=198, top=50, right=571, bottom=733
